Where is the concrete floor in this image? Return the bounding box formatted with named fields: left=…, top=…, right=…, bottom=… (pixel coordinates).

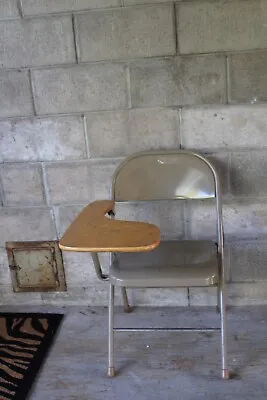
left=2, top=306, right=267, bottom=400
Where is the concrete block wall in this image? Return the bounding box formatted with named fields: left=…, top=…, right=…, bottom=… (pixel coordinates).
left=0, top=0, right=267, bottom=306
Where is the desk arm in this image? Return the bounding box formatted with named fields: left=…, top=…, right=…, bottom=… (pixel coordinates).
left=59, top=200, right=160, bottom=253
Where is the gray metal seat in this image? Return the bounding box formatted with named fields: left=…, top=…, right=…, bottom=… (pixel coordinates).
left=110, top=240, right=218, bottom=287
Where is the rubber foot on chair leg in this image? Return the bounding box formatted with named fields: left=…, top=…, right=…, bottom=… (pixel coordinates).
left=124, top=306, right=132, bottom=313
left=216, top=306, right=220, bottom=314
left=108, top=367, right=116, bottom=377
left=222, top=369, right=230, bottom=380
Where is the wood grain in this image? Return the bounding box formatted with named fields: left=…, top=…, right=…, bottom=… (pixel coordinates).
left=59, top=200, right=160, bottom=253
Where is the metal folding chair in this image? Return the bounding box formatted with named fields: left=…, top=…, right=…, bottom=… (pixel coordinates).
left=59, top=150, right=229, bottom=380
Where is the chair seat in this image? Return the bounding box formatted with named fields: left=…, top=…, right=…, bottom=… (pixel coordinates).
left=109, top=240, right=218, bottom=288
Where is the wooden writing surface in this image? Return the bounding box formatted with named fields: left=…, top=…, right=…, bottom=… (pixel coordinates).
left=59, top=200, right=160, bottom=253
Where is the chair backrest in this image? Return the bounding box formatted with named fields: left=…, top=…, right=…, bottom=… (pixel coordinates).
left=112, top=150, right=224, bottom=252
left=112, top=151, right=220, bottom=202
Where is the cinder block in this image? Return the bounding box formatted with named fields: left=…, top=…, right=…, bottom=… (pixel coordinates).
left=176, top=55, right=226, bottom=105
left=32, top=64, right=127, bottom=114
left=181, top=105, right=267, bottom=150
left=205, top=152, right=229, bottom=196
left=0, top=116, right=86, bottom=162
left=87, top=111, right=126, bottom=158
left=184, top=199, right=267, bottom=242
left=90, top=160, right=121, bottom=200
left=115, top=201, right=185, bottom=240
left=0, top=207, right=56, bottom=246
left=130, top=55, right=226, bottom=108
left=41, top=286, right=187, bottom=307
left=230, top=239, right=267, bottom=282
left=1, top=163, right=45, bottom=206
left=41, top=286, right=108, bottom=306
left=178, top=0, right=267, bottom=54
left=224, top=201, right=267, bottom=240
left=86, top=108, right=179, bottom=158
left=189, top=287, right=217, bottom=306
left=47, top=160, right=117, bottom=206
left=131, top=288, right=188, bottom=306
left=0, top=16, right=75, bottom=68
left=45, top=162, right=91, bottom=204
left=185, top=200, right=217, bottom=240
left=76, top=5, right=175, bottom=62
left=0, top=0, right=20, bottom=19
left=229, top=51, right=267, bottom=104
left=0, top=287, right=42, bottom=306
left=0, top=249, right=12, bottom=286
left=22, top=0, right=120, bottom=16
left=130, top=58, right=178, bottom=108
left=62, top=252, right=110, bottom=286
left=125, top=0, right=172, bottom=4
left=230, top=151, right=267, bottom=197
left=46, top=159, right=122, bottom=206
left=228, top=282, right=267, bottom=306
left=54, top=205, right=85, bottom=237
left=0, top=70, right=33, bottom=119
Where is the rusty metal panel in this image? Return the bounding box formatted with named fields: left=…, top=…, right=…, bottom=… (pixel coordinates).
left=6, top=241, right=67, bottom=292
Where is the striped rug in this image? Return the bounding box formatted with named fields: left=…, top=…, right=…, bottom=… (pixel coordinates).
left=0, top=313, right=63, bottom=400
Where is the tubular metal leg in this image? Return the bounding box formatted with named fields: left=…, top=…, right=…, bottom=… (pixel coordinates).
left=219, top=282, right=230, bottom=379
left=108, top=284, right=115, bottom=377
left=216, top=285, right=220, bottom=314
left=121, top=287, right=131, bottom=313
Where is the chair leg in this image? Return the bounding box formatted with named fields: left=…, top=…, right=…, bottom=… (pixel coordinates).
left=219, top=282, right=230, bottom=379
left=108, top=284, right=116, bottom=377
left=121, top=287, right=131, bottom=313
left=216, top=285, right=220, bottom=314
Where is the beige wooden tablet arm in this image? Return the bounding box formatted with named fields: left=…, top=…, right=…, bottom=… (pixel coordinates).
left=59, top=200, right=160, bottom=281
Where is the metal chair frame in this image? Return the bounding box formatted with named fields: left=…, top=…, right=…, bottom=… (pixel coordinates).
left=90, top=150, right=229, bottom=380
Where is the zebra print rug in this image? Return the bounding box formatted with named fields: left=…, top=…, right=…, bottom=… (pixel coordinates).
left=0, top=313, right=63, bottom=400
